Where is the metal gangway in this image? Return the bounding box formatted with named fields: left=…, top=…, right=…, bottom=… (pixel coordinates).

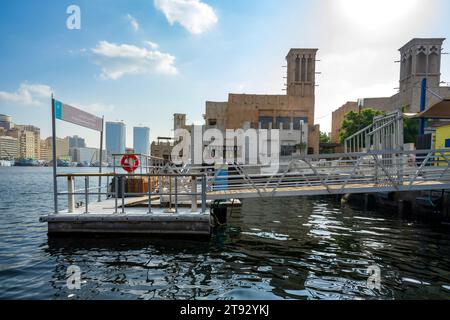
left=60, top=111, right=450, bottom=205
left=202, top=149, right=450, bottom=199
left=142, top=149, right=449, bottom=201
left=51, top=148, right=450, bottom=216
left=344, top=110, right=404, bottom=153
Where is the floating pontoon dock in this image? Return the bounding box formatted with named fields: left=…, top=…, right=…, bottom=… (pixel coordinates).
left=40, top=171, right=214, bottom=237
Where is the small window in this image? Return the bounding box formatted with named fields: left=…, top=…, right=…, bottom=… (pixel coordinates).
left=281, top=145, right=296, bottom=156
left=293, top=117, right=308, bottom=130
left=259, top=116, right=273, bottom=130
left=209, top=119, right=217, bottom=126
left=276, top=117, right=290, bottom=130
left=445, top=138, right=450, bottom=148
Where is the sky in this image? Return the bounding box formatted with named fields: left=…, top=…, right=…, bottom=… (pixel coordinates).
left=0, top=0, right=449, bottom=148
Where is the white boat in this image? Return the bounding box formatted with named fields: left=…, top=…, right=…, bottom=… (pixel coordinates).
left=0, top=160, right=14, bottom=167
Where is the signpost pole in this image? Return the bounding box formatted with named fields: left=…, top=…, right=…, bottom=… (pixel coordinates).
left=49, top=99, right=103, bottom=208
left=51, top=95, right=58, bottom=213
left=98, top=116, right=104, bottom=202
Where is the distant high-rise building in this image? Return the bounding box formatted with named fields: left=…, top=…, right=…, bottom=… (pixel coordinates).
left=106, top=122, right=126, bottom=157
left=15, top=125, right=40, bottom=159
left=7, top=128, right=35, bottom=159
left=44, top=137, right=70, bottom=160
left=68, top=135, right=86, bottom=149
left=40, top=139, right=52, bottom=161
left=0, top=114, right=13, bottom=130
left=11, top=131, right=35, bottom=159
left=0, top=136, right=18, bottom=159
left=133, top=127, right=150, bottom=156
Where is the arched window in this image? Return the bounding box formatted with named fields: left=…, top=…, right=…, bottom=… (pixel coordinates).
left=400, top=56, right=407, bottom=79
left=301, top=57, right=306, bottom=82
left=406, top=54, right=412, bottom=77
left=307, top=57, right=313, bottom=82
left=429, top=52, right=439, bottom=74
left=416, top=52, right=427, bottom=74
left=295, top=56, right=300, bottom=82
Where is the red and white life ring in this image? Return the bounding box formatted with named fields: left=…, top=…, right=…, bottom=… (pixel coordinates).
left=120, top=154, right=139, bottom=173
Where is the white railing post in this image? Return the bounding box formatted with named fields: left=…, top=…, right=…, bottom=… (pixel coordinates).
left=201, top=176, right=207, bottom=213
left=191, top=176, right=198, bottom=212
left=68, top=176, right=75, bottom=213
left=84, top=176, right=89, bottom=214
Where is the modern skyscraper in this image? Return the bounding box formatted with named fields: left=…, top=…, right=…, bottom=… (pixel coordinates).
left=106, top=122, right=126, bottom=157
left=68, top=135, right=86, bottom=149
left=133, top=127, right=150, bottom=156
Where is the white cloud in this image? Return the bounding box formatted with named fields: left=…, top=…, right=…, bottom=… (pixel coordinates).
left=126, top=14, right=140, bottom=31
left=0, top=83, right=52, bottom=106
left=154, top=0, right=218, bottom=34
left=311, top=0, right=442, bottom=132
left=91, top=41, right=178, bottom=80
left=145, top=41, right=159, bottom=50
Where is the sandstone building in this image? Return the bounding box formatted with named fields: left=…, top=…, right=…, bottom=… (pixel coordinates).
left=205, top=49, right=321, bottom=155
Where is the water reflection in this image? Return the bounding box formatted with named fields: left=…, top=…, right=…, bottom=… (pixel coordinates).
left=1, top=168, right=450, bottom=299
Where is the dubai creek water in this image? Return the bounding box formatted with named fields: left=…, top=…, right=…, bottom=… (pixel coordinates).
left=1, top=167, right=450, bottom=300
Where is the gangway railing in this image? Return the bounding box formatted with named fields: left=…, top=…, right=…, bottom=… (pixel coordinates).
left=54, top=172, right=208, bottom=214
left=198, top=149, right=450, bottom=198
left=344, top=111, right=404, bottom=153
left=111, top=154, right=167, bottom=174
left=107, top=149, right=450, bottom=199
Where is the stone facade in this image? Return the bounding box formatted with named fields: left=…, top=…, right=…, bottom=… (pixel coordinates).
left=174, top=114, right=187, bottom=131
left=361, top=38, right=450, bottom=112
left=205, top=102, right=227, bottom=131
left=151, top=140, right=173, bottom=161
left=331, top=101, right=358, bottom=143
left=205, top=49, right=320, bottom=154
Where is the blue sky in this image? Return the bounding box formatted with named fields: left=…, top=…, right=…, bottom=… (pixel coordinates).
left=1, top=0, right=449, bottom=148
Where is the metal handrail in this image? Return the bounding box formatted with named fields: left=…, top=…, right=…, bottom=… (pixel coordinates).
left=202, top=149, right=450, bottom=196
left=55, top=172, right=208, bottom=215
left=54, top=149, right=450, bottom=210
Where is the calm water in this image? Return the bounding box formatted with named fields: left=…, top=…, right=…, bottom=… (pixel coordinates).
left=1, top=166, right=450, bottom=300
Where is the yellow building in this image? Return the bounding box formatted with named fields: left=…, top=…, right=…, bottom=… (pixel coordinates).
left=435, top=124, right=450, bottom=149
left=0, top=136, right=18, bottom=159
left=15, top=125, right=40, bottom=159
left=435, top=124, right=450, bottom=166
left=44, top=137, right=70, bottom=160
left=40, top=139, right=52, bottom=161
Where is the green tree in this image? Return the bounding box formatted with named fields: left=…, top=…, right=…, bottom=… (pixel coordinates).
left=339, top=108, right=385, bottom=144
left=403, top=118, right=419, bottom=144
left=320, top=132, right=331, bottom=144
left=402, top=105, right=419, bottom=144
